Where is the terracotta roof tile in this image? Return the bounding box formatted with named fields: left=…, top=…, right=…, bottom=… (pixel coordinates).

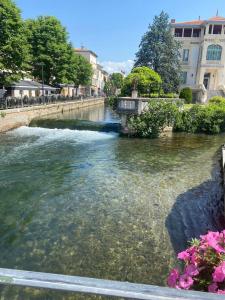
left=173, top=16, right=225, bottom=26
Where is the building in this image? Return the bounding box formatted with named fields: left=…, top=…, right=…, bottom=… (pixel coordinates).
left=171, top=15, right=225, bottom=102
left=75, top=47, right=108, bottom=96
left=6, top=79, right=57, bottom=98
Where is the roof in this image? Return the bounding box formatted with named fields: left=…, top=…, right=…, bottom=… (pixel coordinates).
left=172, top=15, right=225, bottom=26
left=75, top=48, right=98, bottom=58
left=10, top=80, right=57, bottom=90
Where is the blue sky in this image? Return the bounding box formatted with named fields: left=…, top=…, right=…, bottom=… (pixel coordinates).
left=15, top=0, right=225, bottom=73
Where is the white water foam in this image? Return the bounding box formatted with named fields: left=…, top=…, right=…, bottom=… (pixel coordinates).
left=8, top=126, right=118, bottom=145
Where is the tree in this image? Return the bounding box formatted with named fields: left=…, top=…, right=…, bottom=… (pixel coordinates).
left=103, top=73, right=124, bottom=96
left=121, top=66, right=161, bottom=96
left=71, top=53, right=93, bottom=87
left=25, top=16, right=74, bottom=85
left=0, top=0, right=29, bottom=87
left=110, top=73, right=124, bottom=89
left=135, top=11, right=181, bottom=93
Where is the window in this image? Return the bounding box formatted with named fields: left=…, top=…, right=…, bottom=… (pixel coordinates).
left=206, top=44, right=222, bottom=60
left=193, top=29, right=201, bottom=37
left=182, top=49, right=189, bottom=62
left=180, top=72, right=187, bottom=84
left=175, top=28, right=183, bottom=37
left=213, top=25, right=222, bottom=34
left=184, top=28, right=192, bottom=37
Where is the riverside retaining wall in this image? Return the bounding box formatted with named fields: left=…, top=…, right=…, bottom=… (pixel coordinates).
left=0, top=97, right=104, bottom=133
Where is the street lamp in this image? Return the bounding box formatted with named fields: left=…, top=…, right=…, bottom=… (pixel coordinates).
left=36, top=62, right=45, bottom=99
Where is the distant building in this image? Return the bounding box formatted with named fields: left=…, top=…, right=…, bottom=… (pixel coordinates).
left=171, top=15, right=225, bottom=102
left=75, top=47, right=108, bottom=96
left=6, top=79, right=57, bottom=98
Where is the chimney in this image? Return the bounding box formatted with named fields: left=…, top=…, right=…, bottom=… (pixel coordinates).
left=171, top=19, right=176, bottom=24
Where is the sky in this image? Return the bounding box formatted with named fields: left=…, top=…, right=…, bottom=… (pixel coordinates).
left=15, top=0, right=225, bottom=74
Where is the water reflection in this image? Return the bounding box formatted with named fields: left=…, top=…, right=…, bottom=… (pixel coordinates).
left=0, top=105, right=224, bottom=299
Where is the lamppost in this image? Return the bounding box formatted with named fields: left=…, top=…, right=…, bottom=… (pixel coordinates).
left=36, top=62, right=45, bottom=100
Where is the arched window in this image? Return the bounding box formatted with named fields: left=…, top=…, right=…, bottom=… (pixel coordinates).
left=206, top=44, right=222, bottom=60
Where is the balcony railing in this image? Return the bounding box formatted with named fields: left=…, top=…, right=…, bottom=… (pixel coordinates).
left=0, top=268, right=222, bottom=300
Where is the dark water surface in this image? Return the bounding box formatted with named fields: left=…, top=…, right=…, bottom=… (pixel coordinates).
left=0, top=104, right=224, bottom=299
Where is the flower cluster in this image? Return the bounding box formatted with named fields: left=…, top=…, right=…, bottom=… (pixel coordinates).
left=167, top=231, right=225, bottom=294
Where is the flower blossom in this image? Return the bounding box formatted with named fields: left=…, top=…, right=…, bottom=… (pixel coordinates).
left=178, top=274, right=194, bottom=290
left=177, top=250, right=190, bottom=261
left=212, top=262, right=225, bottom=283
left=208, top=283, right=218, bottom=293
left=167, top=268, right=179, bottom=288
left=185, top=264, right=199, bottom=277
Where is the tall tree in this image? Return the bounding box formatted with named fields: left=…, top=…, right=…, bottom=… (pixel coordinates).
left=0, top=0, right=29, bottom=87
left=103, top=73, right=124, bottom=96
left=110, top=73, right=124, bottom=89
left=135, top=11, right=181, bottom=93
left=25, top=16, right=73, bottom=85
left=69, top=53, right=93, bottom=88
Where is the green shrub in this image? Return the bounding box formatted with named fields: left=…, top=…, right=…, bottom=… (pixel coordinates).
left=174, top=103, right=225, bottom=134
left=128, top=100, right=179, bottom=138
left=209, top=96, right=225, bottom=105
left=179, top=87, right=193, bottom=104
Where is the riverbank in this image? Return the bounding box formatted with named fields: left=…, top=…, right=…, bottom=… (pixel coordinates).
left=0, top=97, right=105, bottom=133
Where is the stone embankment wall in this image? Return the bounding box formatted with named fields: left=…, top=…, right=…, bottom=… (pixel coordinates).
left=0, top=98, right=104, bottom=133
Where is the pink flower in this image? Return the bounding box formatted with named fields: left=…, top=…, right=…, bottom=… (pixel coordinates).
left=208, top=283, right=218, bottom=293
left=217, top=290, right=225, bottom=294
left=213, top=262, right=225, bottom=283
left=200, top=231, right=225, bottom=253
left=185, top=264, right=199, bottom=277
left=167, top=269, right=179, bottom=288
left=178, top=250, right=190, bottom=261
left=179, top=274, right=194, bottom=290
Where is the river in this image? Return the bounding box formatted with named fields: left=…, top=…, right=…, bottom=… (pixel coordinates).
left=0, top=103, right=224, bottom=299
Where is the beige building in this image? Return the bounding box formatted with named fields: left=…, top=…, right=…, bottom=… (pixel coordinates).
left=171, top=15, right=225, bottom=102
left=75, top=47, right=108, bottom=96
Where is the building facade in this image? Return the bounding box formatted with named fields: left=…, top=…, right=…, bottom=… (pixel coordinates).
left=75, top=47, right=108, bottom=96
left=171, top=15, right=225, bottom=102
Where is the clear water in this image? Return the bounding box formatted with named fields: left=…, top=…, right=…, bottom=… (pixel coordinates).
left=0, top=104, right=224, bottom=299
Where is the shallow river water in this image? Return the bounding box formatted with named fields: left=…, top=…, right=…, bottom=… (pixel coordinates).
left=0, top=104, right=224, bottom=299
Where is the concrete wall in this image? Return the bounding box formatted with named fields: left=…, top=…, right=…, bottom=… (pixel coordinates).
left=0, top=98, right=105, bottom=133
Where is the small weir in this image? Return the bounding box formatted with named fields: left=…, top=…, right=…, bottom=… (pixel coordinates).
left=0, top=104, right=225, bottom=299
left=30, top=118, right=121, bottom=133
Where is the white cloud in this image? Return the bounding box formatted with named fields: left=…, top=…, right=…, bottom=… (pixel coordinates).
left=100, top=59, right=134, bottom=75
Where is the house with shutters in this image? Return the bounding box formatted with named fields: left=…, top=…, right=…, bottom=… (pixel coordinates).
left=171, top=15, right=225, bottom=102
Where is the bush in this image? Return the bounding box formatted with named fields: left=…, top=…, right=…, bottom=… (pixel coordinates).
left=168, top=230, right=225, bottom=294
left=209, top=96, right=225, bottom=105
left=174, top=103, right=225, bottom=134
left=179, top=87, right=193, bottom=104
left=128, top=100, right=179, bottom=138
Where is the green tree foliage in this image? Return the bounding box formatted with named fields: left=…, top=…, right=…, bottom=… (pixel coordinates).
left=25, top=16, right=92, bottom=86
left=121, top=66, right=161, bottom=96
left=66, top=50, right=93, bottom=87
left=179, top=87, right=193, bottom=104
left=128, top=100, right=179, bottom=138
left=135, top=11, right=181, bottom=93
left=104, top=73, right=124, bottom=96
left=110, top=73, right=124, bottom=89
left=0, top=0, right=29, bottom=86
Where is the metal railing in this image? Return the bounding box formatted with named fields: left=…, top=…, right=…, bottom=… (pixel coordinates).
left=0, top=95, right=102, bottom=110
left=0, top=268, right=223, bottom=299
